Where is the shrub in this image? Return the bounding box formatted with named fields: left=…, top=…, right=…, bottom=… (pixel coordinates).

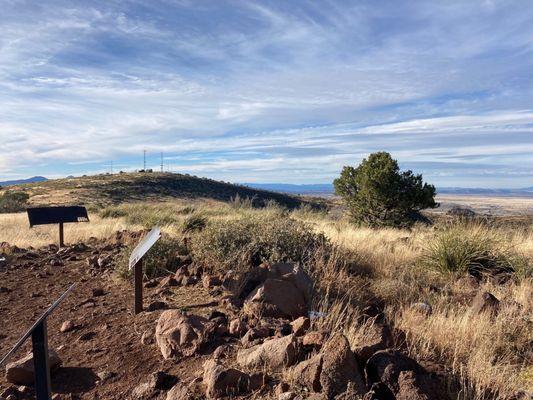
left=190, top=214, right=330, bottom=272
left=0, top=190, right=30, bottom=213
left=181, top=213, right=207, bottom=233
left=115, top=236, right=183, bottom=279
left=421, top=223, right=524, bottom=276
left=334, top=152, right=436, bottom=227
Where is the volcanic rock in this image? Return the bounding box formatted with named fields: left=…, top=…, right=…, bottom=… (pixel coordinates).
left=5, top=350, right=62, bottom=385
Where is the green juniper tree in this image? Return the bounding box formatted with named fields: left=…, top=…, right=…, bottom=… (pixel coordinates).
left=334, top=152, right=437, bottom=227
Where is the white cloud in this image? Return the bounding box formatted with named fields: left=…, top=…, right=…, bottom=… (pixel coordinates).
left=0, top=1, right=532, bottom=187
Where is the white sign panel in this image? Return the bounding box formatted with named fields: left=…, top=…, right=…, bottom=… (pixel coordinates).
left=129, top=227, right=161, bottom=270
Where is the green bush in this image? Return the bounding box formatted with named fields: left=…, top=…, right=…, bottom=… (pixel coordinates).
left=190, top=214, right=330, bottom=272
left=115, top=236, right=184, bottom=279
left=0, top=190, right=30, bottom=213
left=421, top=223, right=525, bottom=276
left=334, top=152, right=436, bottom=227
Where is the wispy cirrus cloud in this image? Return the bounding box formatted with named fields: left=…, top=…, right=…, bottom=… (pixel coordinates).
left=0, top=0, right=532, bottom=187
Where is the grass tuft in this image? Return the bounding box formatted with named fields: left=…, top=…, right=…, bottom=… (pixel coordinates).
left=421, top=222, right=523, bottom=276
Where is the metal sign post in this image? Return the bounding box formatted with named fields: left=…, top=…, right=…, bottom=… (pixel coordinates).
left=129, top=227, right=161, bottom=314
left=0, top=284, right=76, bottom=400
left=27, top=206, right=89, bottom=247
left=32, top=320, right=51, bottom=399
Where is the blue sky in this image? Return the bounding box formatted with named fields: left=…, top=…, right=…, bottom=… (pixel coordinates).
left=1, top=0, right=532, bottom=187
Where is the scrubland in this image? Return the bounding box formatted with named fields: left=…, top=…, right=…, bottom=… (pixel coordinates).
left=0, top=197, right=531, bottom=399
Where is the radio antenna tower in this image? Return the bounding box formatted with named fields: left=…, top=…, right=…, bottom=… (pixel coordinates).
left=143, top=150, right=146, bottom=171
left=160, top=152, right=163, bottom=173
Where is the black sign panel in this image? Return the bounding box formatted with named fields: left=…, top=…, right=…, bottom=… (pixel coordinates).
left=27, top=206, right=89, bottom=227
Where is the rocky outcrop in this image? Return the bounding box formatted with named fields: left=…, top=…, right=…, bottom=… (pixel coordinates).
left=290, top=316, right=310, bottom=336
left=237, top=334, right=298, bottom=370
left=203, top=359, right=264, bottom=399
left=320, top=333, right=366, bottom=398
left=234, top=263, right=313, bottom=319
left=353, top=323, right=393, bottom=362
left=155, top=310, right=215, bottom=359
left=290, top=333, right=366, bottom=398
left=365, top=350, right=445, bottom=400
left=244, top=278, right=307, bottom=319
left=131, top=371, right=178, bottom=399
left=292, top=354, right=323, bottom=392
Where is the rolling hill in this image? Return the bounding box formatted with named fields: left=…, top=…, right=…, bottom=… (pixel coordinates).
left=4, top=172, right=306, bottom=209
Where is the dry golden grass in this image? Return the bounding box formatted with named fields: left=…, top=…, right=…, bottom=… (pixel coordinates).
left=298, top=212, right=532, bottom=399
left=1, top=198, right=531, bottom=399
left=0, top=212, right=141, bottom=248
left=395, top=278, right=533, bottom=399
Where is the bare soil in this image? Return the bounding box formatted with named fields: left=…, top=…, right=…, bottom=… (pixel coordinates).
left=0, top=241, right=226, bottom=399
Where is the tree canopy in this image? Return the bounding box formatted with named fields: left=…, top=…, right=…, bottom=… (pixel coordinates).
left=333, top=152, right=437, bottom=227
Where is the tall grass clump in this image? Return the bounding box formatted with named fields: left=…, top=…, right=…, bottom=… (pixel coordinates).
left=100, top=203, right=179, bottom=227
left=181, top=212, right=207, bottom=233
left=190, top=214, right=329, bottom=272
left=115, top=236, right=184, bottom=279
left=421, top=222, right=523, bottom=276
left=229, top=194, right=256, bottom=209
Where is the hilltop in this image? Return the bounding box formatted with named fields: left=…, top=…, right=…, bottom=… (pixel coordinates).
left=3, top=172, right=306, bottom=209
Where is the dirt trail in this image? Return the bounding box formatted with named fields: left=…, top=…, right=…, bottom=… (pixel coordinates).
left=0, top=242, right=219, bottom=399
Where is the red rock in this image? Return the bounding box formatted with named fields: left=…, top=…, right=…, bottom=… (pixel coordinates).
left=228, top=318, right=247, bottom=337
left=290, top=316, right=310, bottom=336
left=292, top=354, right=323, bottom=392
left=302, top=331, right=327, bottom=347
left=240, top=327, right=271, bottom=347
left=269, top=262, right=314, bottom=304
left=320, top=333, right=366, bottom=398
left=155, top=310, right=214, bottom=359
left=5, top=350, right=62, bottom=385
left=365, top=349, right=445, bottom=399
left=60, top=320, right=75, bottom=333
left=203, top=359, right=251, bottom=399
left=237, top=334, right=298, bottom=370
left=353, top=323, right=393, bottom=362
left=244, top=279, right=307, bottom=319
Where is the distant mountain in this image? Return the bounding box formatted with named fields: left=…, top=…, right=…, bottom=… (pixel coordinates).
left=242, top=183, right=533, bottom=198
left=0, top=176, right=48, bottom=187
left=242, top=183, right=334, bottom=195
